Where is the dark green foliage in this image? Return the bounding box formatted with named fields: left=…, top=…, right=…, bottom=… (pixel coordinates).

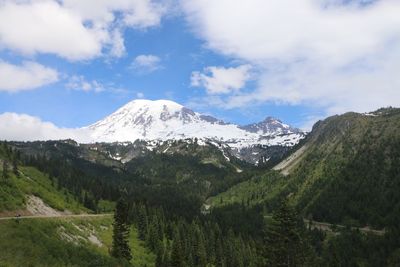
left=320, top=228, right=396, bottom=267
left=12, top=156, right=18, bottom=177
left=111, top=196, right=132, bottom=262
left=264, top=199, right=313, bottom=267
left=170, top=229, right=185, bottom=267
left=213, top=108, right=400, bottom=230
left=2, top=160, right=8, bottom=180
left=288, top=110, right=400, bottom=228
left=192, top=223, right=207, bottom=267
left=137, top=205, right=148, bottom=241
left=129, top=203, right=262, bottom=267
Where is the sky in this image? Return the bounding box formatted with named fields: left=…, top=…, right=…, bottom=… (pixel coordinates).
left=0, top=0, right=400, bottom=138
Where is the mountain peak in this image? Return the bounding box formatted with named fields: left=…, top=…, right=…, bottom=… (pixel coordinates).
left=87, top=99, right=305, bottom=148
left=261, top=116, right=284, bottom=125
left=240, top=116, right=300, bottom=135
left=121, top=99, right=184, bottom=112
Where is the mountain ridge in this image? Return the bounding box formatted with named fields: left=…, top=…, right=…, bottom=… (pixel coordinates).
left=88, top=99, right=303, bottom=140
left=210, top=107, right=400, bottom=228
left=84, top=99, right=305, bottom=164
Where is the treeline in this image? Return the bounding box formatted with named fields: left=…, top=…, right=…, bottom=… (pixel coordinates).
left=0, top=142, right=20, bottom=179
left=6, top=140, right=258, bottom=216
left=129, top=203, right=262, bottom=267
left=124, top=198, right=400, bottom=267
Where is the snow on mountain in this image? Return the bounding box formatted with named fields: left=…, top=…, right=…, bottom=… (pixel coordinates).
left=86, top=99, right=305, bottom=149
left=240, top=117, right=302, bottom=135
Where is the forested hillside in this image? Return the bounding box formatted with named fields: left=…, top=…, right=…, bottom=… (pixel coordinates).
left=286, top=108, right=400, bottom=228
left=2, top=108, right=400, bottom=266
left=212, top=108, right=400, bottom=228
left=205, top=108, right=400, bottom=266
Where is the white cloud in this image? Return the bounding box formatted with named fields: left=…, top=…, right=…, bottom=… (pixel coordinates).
left=0, top=0, right=168, bottom=60
left=182, top=0, right=400, bottom=118
left=0, top=1, right=102, bottom=60
left=109, top=29, right=126, bottom=58
left=66, top=75, right=105, bottom=92
left=131, top=54, right=162, bottom=73
left=0, top=61, right=59, bottom=92
left=122, top=0, right=166, bottom=28
left=62, top=0, right=166, bottom=29
left=0, top=113, right=90, bottom=142
left=190, top=65, right=252, bottom=94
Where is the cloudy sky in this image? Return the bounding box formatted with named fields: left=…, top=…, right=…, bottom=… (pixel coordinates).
left=1, top=0, right=400, bottom=139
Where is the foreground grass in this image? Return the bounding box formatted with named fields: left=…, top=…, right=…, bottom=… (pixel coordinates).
left=0, top=216, right=155, bottom=267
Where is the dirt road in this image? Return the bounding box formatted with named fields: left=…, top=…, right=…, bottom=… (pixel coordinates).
left=0, top=213, right=112, bottom=221
left=304, top=219, right=386, bottom=236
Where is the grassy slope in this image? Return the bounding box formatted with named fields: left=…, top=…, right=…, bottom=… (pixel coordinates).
left=0, top=142, right=85, bottom=213
left=0, top=216, right=155, bottom=267
left=0, top=147, right=153, bottom=266
left=0, top=165, right=86, bottom=213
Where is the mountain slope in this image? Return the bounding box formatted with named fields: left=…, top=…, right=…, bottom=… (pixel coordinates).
left=288, top=108, right=400, bottom=227
left=0, top=144, right=86, bottom=214
left=7, top=139, right=258, bottom=219
left=0, top=215, right=155, bottom=266
left=211, top=108, right=400, bottom=228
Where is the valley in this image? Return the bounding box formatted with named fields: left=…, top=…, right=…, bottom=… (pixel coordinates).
left=1, top=106, right=400, bottom=266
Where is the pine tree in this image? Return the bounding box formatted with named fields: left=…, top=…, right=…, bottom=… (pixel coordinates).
left=264, top=198, right=309, bottom=267
left=2, top=160, right=9, bottom=180
left=193, top=225, right=207, bottom=267
left=170, top=229, right=185, bottom=267
left=12, top=156, right=18, bottom=177
left=155, top=249, right=164, bottom=267
left=146, top=218, right=160, bottom=251
left=215, top=238, right=226, bottom=267
left=137, top=205, right=148, bottom=241
left=111, top=195, right=132, bottom=262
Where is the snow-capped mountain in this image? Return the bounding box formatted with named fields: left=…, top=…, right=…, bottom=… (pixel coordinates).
left=87, top=99, right=304, bottom=147
left=240, top=117, right=302, bottom=135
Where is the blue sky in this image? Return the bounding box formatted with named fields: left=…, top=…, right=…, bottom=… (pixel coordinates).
left=0, top=0, right=399, bottom=134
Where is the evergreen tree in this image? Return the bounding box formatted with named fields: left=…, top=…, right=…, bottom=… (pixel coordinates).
left=12, top=156, right=18, bottom=177
left=264, top=199, right=310, bottom=267
left=111, top=195, right=132, bottom=262
left=137, top=205, right=148, bottom=241
left=193, top=224, right=207, bottom=267
left=170, top=229, right=185, bottom=267
left=155, top=249, right=164, bottom=267
left=2, top=160, right=9, bottom=180
left=146, top=218, right=160, bottom=251
left=215, top=238, right=226, bottom=267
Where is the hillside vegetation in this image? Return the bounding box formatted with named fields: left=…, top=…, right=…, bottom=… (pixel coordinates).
left=0, top=143, right=87, bottom=214
left=2, top=108, right=400, bottom=266
left=0, top=216, right=154, bottom=266
left=212, top=108, right=400, bottom=228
